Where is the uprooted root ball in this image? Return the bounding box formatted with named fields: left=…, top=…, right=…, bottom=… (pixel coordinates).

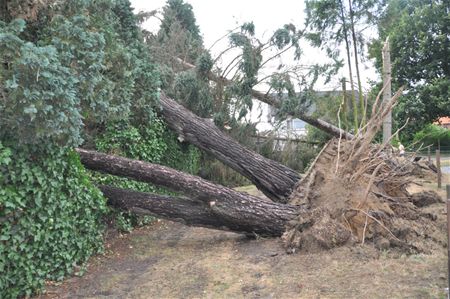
left=282, top=138, right=444, bottom=254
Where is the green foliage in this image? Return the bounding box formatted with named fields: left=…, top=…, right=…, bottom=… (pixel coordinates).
left=95, top=118, right=200, bottom=175
left=155, top=0, right=204, bottom=64
left=172, top=70, right=214, bottom=117
left=255, top=137, right=319, bottom=174
left=93, top=119, right=166, bottom=196
left=305, top=0, right=384, bottom=59
left=91, top=117, right=200, bottom=204
left=160, top=129, right=201, bottom=174
left=92, top=118, right=200, bottom=231
left=195, top=51, right=213, bottom=77
left=305, top=0, right=385, bottom=129
left=274, top=142, right=319, bottom=173
left=148, top=0, right=215, bottom=118
left=93, top=120, right=166, bottom=194
left=1, top=1, right=163, bottom=296
left=0, top=142, right=107, bottom=298
left=198, top=157, right=250, bottom=187
left=159, top=0, right=202, bottom=43
left=0, top=1, right=160, bottom=147
left=96, top=119, right=167, bottom=163
left=307, top=125, right=333, bottom=145
left=370, top=0, right=449, bottom=140
left=413, top=124, right=450, bottom=148
left=0, top=19, right=82, bottom=146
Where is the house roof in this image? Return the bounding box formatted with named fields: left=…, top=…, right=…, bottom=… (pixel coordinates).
left=435, top=117, right=450, bottom=125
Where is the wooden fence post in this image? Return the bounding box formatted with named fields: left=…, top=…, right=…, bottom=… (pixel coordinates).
left=437, top=150, right=442, bottom=188
left=447, top=185, right=450, bottom=299
left=382, top=37, right=392, bottom=143
left=428, top=147, right=431, bottom=163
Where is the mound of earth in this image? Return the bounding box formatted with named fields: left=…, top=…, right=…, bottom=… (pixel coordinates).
left=283, top=137, right=444, bottom=254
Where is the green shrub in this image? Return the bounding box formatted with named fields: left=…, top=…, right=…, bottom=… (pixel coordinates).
left=0, top=1, right=162, bottom=297
left=93, top=119, right=200, bottom=194
left=0, top=142, right=107, bottom=298
left=92, top=119, right=200, bottom=231
left=413, top=124, right=450, bottom=148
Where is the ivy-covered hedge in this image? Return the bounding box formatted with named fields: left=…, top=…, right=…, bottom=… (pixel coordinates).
left=0, top=142, right=107, bottom=298
left=0, top=0, right=202, bottom=296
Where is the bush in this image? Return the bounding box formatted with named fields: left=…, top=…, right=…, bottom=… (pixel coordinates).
left=0, top=1, right=162, bottom=297
left=413, top=124, right=450, bottom=148
left=0, top=142, right=107, bottom=298
left=91, top=119, right=200, bottom=231
left=93, top=118, right=201, bottom=194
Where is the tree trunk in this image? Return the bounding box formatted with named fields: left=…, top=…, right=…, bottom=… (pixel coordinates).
left=100, top=185, right=298, bottom=236
left=174, top=57, right=354, bottom=140
left=348, top=0, right=365, bottom=127
left=77, top=148, right=299, bottom=234
left=158, top=93, right=300, bottom=203
left=338, top=0, right=358, bottom=132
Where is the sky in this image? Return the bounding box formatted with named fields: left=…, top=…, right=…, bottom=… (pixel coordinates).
left=129, top=0, right=379, bottom=89
left=129, top=0, right=380, bottom=130
left=130, top=0, right=305, bottom=47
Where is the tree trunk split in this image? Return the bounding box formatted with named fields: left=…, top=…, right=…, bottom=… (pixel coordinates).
left=159, top=93, right=300, bottom=203
left=78, top=149, right=299, bottom=236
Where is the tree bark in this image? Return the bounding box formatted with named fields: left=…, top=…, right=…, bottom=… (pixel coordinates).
left=348, top=0, right=365, bottom=127
left=174, top=57, right=354, bottom=140
left=100, top=185, right=298, bottom=236
left=77, top=148, right=300, bottom=233
left=338, top=0, right=358, bottom=132
left=158, top=93, right=300, bottom=203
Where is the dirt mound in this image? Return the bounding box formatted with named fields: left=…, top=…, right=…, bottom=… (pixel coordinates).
left=283, top=138, right=445, bottom=254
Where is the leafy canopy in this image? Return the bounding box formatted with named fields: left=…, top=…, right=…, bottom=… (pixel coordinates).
left=370, top=0, right=450, bottom=140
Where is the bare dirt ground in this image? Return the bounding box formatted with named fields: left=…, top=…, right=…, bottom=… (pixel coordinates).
left=36, top=181, right=449, bottom=299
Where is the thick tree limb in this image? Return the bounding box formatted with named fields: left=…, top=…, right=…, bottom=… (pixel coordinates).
left=77, top=148, right=300, bottom=235
left=159, top=93, right=300, bottom=203
left=174, top=57, right=354, bottom=140
left=100, top=185, right=298, bottom=236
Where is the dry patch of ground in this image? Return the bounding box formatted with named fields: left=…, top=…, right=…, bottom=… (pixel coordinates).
left=36, top=181, right=448, bottom=299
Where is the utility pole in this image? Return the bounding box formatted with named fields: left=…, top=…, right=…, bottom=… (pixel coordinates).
left=382, top=37, right=392, bottom=143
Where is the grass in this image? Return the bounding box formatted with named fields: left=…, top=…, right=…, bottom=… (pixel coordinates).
left=234, top=185, right=259, bottom=195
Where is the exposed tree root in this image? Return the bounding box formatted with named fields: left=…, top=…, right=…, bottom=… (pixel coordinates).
left=282, top=88, right=444, bottom=254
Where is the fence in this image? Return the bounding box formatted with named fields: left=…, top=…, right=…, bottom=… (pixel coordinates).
left=413, top=146, right=450, bottom=188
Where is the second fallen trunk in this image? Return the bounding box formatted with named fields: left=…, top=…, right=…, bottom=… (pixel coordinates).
left=78, top=148, right=300, bottom=236
left=101, top=185, right=298, bottom=236
left=159, top=93, right=301, bottom=203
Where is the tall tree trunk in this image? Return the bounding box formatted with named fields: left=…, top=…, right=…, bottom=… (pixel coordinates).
left=341, top=77, right=348, bottom=131
left=158, top=93, right=300, bottom=203
left=348, top=0, right=365, bottom=127
left=338, top=0, right=358, bottom=132
left=101, top=185, right=298, bottom=236
left=174, top=58, right=354, bottom=140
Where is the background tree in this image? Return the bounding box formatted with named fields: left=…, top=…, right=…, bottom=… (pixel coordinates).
left=305, top=0, right=385, bottom=131
left=369, top=0, right=450, bottom=142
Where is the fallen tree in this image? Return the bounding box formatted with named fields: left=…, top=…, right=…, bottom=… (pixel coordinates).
left=159, top=92, right=300, bottom=203
left=78, top=148, right=299, bottom=236
left=100, top=185, right=296, bottom=236
left=80, top=86, right=445, bottom=253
